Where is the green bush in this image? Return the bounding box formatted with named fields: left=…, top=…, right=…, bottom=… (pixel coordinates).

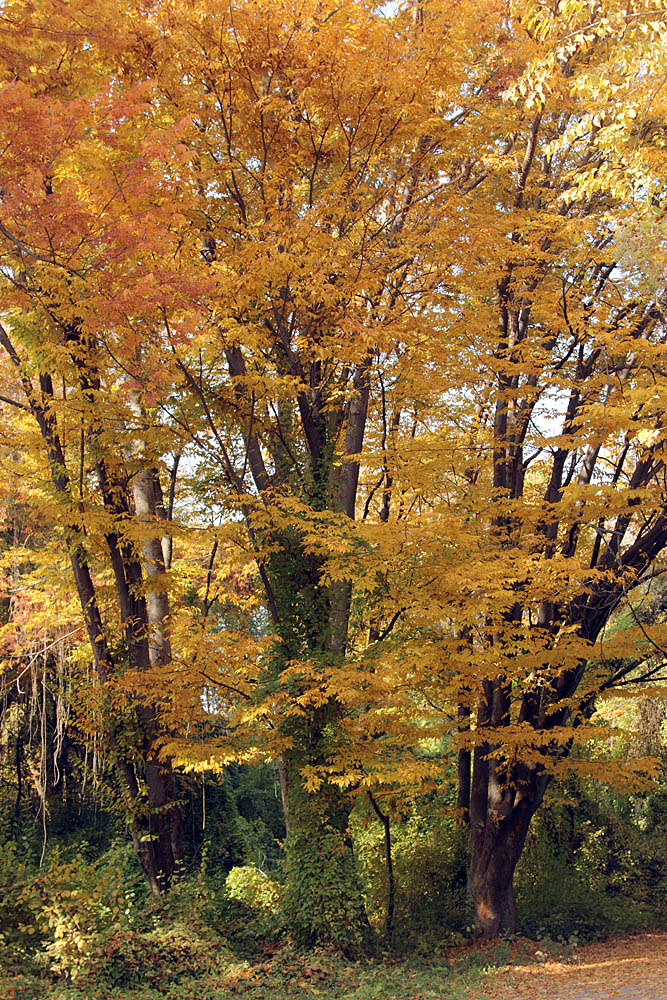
left=202, top=864, right=284, bottom=954
left=225, top=864, right=283, bottom=915
left=83, top=920, right=224, bottom=990
left=0, top=838, right=150, bottom=987
left=0, top=841, right=43, bottom=976
left=283, top=815, right=370, bottom=953
left=515, top=784, right=667, bottom=941
left=35, top=841, right=147, bottom=979
left=354, top=805, right=467, bottom=949
left=34, top=852, right=229, bottom=991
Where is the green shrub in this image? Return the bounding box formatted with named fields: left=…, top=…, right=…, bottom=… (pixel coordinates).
left=33, top=853, right=229, bottom=991
left=225, top=864, right=283, bottom=915
left=354, top=805, right=467, bottom=949
left=283, top=815, right=370, bottom=953
left=0, top=841, right=43, bottom=975
left=33, top=840, right=147, bottom=979
left=202, top=864, right=284, bottom=954
left=82, top=920, right=224, bottom=990
left=515, top=785, right=667, bottom=941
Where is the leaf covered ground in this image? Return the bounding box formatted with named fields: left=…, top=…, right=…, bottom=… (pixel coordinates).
left=470, top=932, right=667, bottom=1000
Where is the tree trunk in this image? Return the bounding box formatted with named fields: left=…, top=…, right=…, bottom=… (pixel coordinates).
left=129, top=755, right=183, bottom=894
left=226, top=346, right=373, bottom=948
left=130, top=463, right=183, bottom=890
left=283, top=751, right=370, bottom=953
left=467, top=816, right=525, bottom=936
left=468, top=736, right=546, bottom=937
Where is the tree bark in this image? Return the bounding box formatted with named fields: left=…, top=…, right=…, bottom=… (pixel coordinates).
left=130, top=463, right=183, bottom=890
left=467, top=830, right=520, bottom=937
left=468, top=734, right=548, bottom=937
left=132, top=755, right=183, bottom=893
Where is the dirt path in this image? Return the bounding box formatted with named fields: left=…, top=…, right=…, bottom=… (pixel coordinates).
left=474, top=932, right=667, bottom=1000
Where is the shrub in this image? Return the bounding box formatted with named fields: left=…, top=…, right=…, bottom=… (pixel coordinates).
left=0, top=841, right=43, bottom=976
left=204, top=865, right=284, bottom=954
left=33, top=840, right=147, bottom=979
left=225, top=864, right=283, bottom=915
left=83, top=920, right=224, bottom=990
left=515, top=784, right=667, bottom=941
left=354, top=805, right=467, bottom=949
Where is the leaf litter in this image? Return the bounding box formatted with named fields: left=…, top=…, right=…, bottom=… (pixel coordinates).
left=469, top=932, right=667, bottom=1000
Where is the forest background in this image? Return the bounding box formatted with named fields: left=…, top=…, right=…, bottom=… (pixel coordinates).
left=0, top=0, right=666, bottom=996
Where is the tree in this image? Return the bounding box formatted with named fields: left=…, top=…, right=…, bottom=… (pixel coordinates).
left=0, top=0, right=188, bottom=891
left=388, top=0, right=667, bottom=935
left=123, top=0, right=504, bottom=946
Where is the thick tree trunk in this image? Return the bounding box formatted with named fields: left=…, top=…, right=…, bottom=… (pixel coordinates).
left=282, top=749, right=370, bottom=952
left=228, top=345, right=373, bottom=947
left=468, top=733, right=546, bottom=937
left=129, top=755, right=183, bottom=894
left=467, top=815, right=526, bottom=936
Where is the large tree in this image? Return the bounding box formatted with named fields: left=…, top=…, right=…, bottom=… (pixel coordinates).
left=116, top=0, right=505, bottom=947
left=0, top=0, right=188, bottom=891
left=375, top=0, right=667, bottom=936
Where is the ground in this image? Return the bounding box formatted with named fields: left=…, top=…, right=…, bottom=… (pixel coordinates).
left=471, top=932, right=667, bottom=1000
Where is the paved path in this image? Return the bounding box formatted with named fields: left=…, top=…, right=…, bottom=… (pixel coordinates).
left=474, top=932, right=667, bottom=1000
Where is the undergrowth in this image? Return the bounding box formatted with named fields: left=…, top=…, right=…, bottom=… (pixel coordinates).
left=1, top=775, right=665, bottom=998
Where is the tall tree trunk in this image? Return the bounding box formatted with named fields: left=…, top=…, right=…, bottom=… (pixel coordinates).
left=467, top=827, right=521, bottom=937
left=224, top=333, right=374, bottom=946
left=254, top=361, right=373, bottom=949
left=131, top=462, right=183, bottom=890
left=129, top=753, right=183, bottom=893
